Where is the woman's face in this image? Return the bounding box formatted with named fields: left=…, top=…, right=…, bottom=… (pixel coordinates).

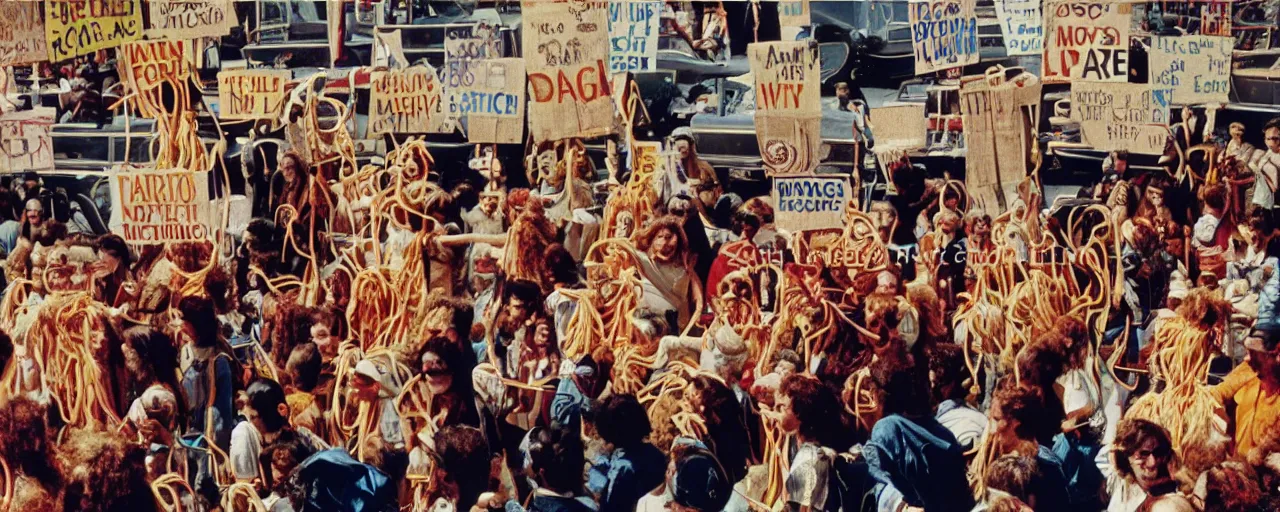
left=1230, top=124, right=1245, bottom=138
left=421, top=351, right=452, bottom=394
left=650, top=228, right=678, bottom=262
left=990, top=401, right=1016, bottom=441
left=97, top=249, right=120, bottom=272
left=674, top=139, right=692, bottom=160
left=1128, top=437, right=1167, bottom=488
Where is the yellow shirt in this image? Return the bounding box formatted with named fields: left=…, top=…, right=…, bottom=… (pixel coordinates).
left=1211, top=364, right=1280, bottom=457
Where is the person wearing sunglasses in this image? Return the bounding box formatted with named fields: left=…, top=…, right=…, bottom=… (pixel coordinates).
left=1106, top=419, right=1194, bottom=512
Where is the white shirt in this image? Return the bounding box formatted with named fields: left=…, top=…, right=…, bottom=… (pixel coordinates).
left=1252, top=151, right=1280, bottom=208
left=786, top=443, right=831, bottom=508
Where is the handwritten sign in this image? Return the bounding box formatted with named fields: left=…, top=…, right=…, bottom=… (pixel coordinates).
left=1202, top=1, right=1231, bottom=37
left=46, top=0, right=143, bottom=62
left=0, top=2, right=48, bottom=67
left=961, top=71, right=1042, bottom=209
left=910, top=0, right=979, bottom=75
left=523, top=0, right=614, bottom=142
left=121, top=40, right=194, bottom=93
left=147, top=0, right=235, bottom=40
left=369, top=66, right=448, bottom=135
left=0, top=108, right=56, bottom=173
left=1043, top=1, right=1131, bottom=83
left=779, top=0, right=811, bottom=27
left=607, top=1, right=659, bottom=73
left=1072, top=82, right=1171, bottom=154
left=445, top=27, right=500, bottom=123
left=217, top=69, right=291, bottom=120
left=110, top=168, right=212, bottom=244
left=1149, top=35, right=1232, bottom=105
left=995, top=0, right=1042, bottom=56
left=466, top=58, right=526, bottom=144
left=749, top=41, right=821, bottom=176
left=773, top=176, right=850, bottom=233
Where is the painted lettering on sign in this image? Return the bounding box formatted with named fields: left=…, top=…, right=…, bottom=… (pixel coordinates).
left=749, top=40, right=821, bottom=176
left=1149, top=35, right=1232, bottom=105
left=523, top=0, right=614, bottom=141
left=1043, top=1, right=1131, bottom=83
left=910, top=0, right=980, bottom=75
left=370, top=66, right=447, bottom=135
left=45, top=0, right=143, bottom=62
left=218, top=69, right=291, bottom=120
left=607, top=1, right=659, bottom=72
left=0, top=2, right=48, bottom=67
left=467, top=58, right=526, bottom=144
left=995, top=0, right=1042, bottom=56
left=109, top=168, right=212, bottom=244
left=147, top=0, right=234, bottom=40
left=122, top=40, right=193, bottom=92
left=1072, top=82, right=1172, bottom=154
left=0, top=108, right=56, bottom=173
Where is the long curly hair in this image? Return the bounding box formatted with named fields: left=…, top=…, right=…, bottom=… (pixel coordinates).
left=635, top=215, right=689, bottom=265
left=0, top=396, right=62, bottom=491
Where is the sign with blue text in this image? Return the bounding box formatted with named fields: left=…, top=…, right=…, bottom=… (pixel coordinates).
left=910, top=0, right=979, bottom=75
left=607, top=1, right=659, bottom=73
left=995, top=0, right=1042, bottom=56
left=1072, top=81, right=1172, bottom=154
left=773, top=176, right=851, bottom=233
left=466, top=58, right=526, bottom=144
left=1149, top=35, right=1232, bottom=105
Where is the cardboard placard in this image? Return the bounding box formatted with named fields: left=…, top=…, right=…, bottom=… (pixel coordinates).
left=46, top=0, right=144, bottom=62
left=909, top=0, right=979, bottom=75
left=749, top=41, right=821, bottom=176
left=1202, top=1, right=1231, bottom=37
left=217, top=69, right=291, bottom=120
left=109, top=168, right=213, bottom=244
left=607, top=1, right=659, bottom=73
left=961, top=73, right=1042, bottom=210
left=1071, top=81, right=1171, bottom=155
left=466, top=58, right=527, bottom=145
left=444, top=27, right=500, bottom=124
left=0, top=2, right=48, bottom=68
left=146, top=0, right=235, bottom=40
left=1043, top=1, right=1131, bottom=83
left=778, top=0, right=811, bottom=28
left=369, top=65, right=449, bottom=135
left=995, top=0, right=1043, bottom=56
left=0, top=108, right=56, bottom=173
left=773, top=176, right=850, bottom=233
left=523, top=0, right=615, bottom=142
left=121, top=40, right=194, bottom=93
left=871, top=104, right=927, bottom=152
left=1149, top=35, right=1232, bottom=105
left=374, top=30, right=409, bottom=69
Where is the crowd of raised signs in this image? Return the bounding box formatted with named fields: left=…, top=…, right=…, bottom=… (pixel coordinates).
left=6, top=1, right=1280, bottom=512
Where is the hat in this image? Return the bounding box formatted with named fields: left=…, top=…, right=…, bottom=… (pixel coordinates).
left=1168, top=277, right=1189, bottom=300
left=671, top=127, right=695, bottom=142
left=1244, top=324, right=1280, bottom=353
left=354, top=359, right=400, bottom=398
left=671, top=448, right=732, bottom=512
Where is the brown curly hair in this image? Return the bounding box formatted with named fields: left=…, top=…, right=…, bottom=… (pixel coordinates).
left=635, top=215, right=689, bottom=264
left=0, top=396, right=62, bottom=491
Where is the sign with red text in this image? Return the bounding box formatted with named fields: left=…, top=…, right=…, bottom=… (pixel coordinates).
left=1202, top=1, right=1231, bottom=37
left=121, top=40, right=194, bottom=93
left=1072, top=82, right=1172, bottom=154
left=0, top=2, right=48, bottom=67
left=995, top=0, right=1042, bottom=56
left=147, top=0, right=235, bottom=40
left=109, top=167, right=213, bottom=244
left=46, top=0, right=144, bottom=62
left=369, top=65, right=449, bottom=135
left=466, top=58, right=526, bottom=144
left=1043, top=1, right=1131, bottom=83
left=910, top=0, right=979, bottom=75
left=1149, top=35, right=1232, bottom=105
left=523, top=0, right=614, bottom=142
left=217, top=69, right=291, bottom=120
left=749, top=40, right=821, bottom=176
left=773, top=176, right=850, bottom=233
left=0, top=108, right=56, bottom=173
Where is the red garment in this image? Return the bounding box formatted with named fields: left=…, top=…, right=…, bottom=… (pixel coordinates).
left=704, top=240, right=762, bottom=303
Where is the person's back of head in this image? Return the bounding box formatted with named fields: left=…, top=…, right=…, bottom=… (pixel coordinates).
left=984, top=454, right=1043, bottom=508
left=928, top=343, right=969, bottom=404
left=670, top=445, right=732, bottom=512
left=286, top=342, right=323, bottom=392
left=590, top=394, right=652, bottom=449
left=526, top=425, right=586, bottom=494
left=1196, top=461, right=1262, bottom=512
left=246, top=378, right=290, bottom=434
left=869, top=355, right=932, bottom=419
left=434, top=425, right=490, bottom=510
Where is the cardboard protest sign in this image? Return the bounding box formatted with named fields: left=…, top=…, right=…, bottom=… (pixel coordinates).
left=0, top=2, right=48, bottom=68
left=871, top=104, right=927, bottom=152
left=607, top=1, right=659, bottom=73
left=121, top=40, right=195, bottom=93
left=369, top=65, right=449, bottom=135
left=1072, top=81, right=1172, bottom=155
left=1043, top=1, right=1132, bottom=83
left=109, top=168, right=213, bottom=244
left=46, top=0, right=144, bottom=62
left=374, top=30, right=408, bottom=69
left=778, top=0, right=811, bottom=27
left=445, top=27, right=501, bottom=124
left=772, top=176, right=850, bottom=233
left=1149, top=35, right=1232, bottom=105
left=961, top=72, right=1042, bottom=209
left=1202, top=1, right=1231, bottom=37
left=147, top=0, right=235, bottom=40
left=466, top=58, right=526, bottom=144
left=749, top=41, right=821, bottom=176
left=909, top=0, right=979, bottom=75
left=217, top=69, right=291, bottom=120
left=995, top=0, right=1042, bottom=56
left=0, top=108, right=56, bottom=173
left=523, top=0, right=615, bottom=142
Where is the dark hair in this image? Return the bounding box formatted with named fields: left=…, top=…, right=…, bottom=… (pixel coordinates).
left=177, top=295, right=220, bottom=348
left=0, top=396, right=62, bottom=491
left=870, top=355, right=932, bottom=418
left=526, top=425, right=586, bottom=493
left=1201, top=184, right=1228, bottom=212
left=37, top=220, right=67, bottom=245
left=929, top=343, right=969, bottom=403
left=434, top=425, right=490, bottom=511
left=246, top=378, right=290, bottom=433
left=0, top=331, right=12, bottom=380
left=1264, top=117, right=1280, bottom=134
left=503, top=279, right=543, bottom=313
left=61, top=434, right=156, bottom=512
left=122, top=326, right=187, bottom=426
left=265, top=437, right=310, bottom=493
left=636, top=216, right=689, bottom=261
left=591, top=394, right=653, bottom=448
left=780, top=374, right=842, bottom=446
left=993, top=380, right=1049, bottom=445
left=286, top=343, right=322, bottom=392
left=1200, top=461, right=1263, bottom=512
left=95, top=234, right=132, bottom=269
left=984, top=454, right=1044, bottom=505
left=692, top=375, right=751, bottom=483
left=420, top=336, right=468, bottom=394
left=544, top=243, right=580, bottom=286
left=1113, top=419, right=1175, bottom=482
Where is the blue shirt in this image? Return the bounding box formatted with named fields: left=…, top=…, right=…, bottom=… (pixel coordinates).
left=864, top=415, right=975, bottom=512
left=595, top=443, right=667, bottom=512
